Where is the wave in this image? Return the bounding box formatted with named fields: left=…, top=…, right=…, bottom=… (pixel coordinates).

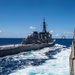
left=0, top=44, right=71, bottom=75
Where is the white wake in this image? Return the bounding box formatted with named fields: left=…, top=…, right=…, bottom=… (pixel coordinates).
left=9, top=44, right=71, bottom=75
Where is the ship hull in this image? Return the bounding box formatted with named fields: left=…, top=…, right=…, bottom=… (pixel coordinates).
left=0, top=41, right=55, bottom=57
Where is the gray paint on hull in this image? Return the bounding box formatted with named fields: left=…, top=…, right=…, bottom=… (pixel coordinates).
left=0, top=42, right=55, bottom=57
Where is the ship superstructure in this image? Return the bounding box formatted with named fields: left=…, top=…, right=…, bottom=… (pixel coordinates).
left=22, top=18, right=52, bottom=44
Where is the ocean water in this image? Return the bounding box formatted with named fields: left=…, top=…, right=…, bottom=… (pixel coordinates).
left=0, top=38, right=73, bottom=75
left=0, top=38, right=23, bottom=45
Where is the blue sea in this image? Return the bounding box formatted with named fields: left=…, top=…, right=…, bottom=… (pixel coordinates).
left=0, top=38, right=73, bottom=75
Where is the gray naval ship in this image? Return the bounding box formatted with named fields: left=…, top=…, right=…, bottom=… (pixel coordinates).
left=0, top=18, right=55, bottom=57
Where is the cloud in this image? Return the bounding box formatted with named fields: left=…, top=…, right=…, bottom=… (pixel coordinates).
left=63, top=31, right=73, bottom=36
left=29, top=26, right=36, bottom=30
left=54, top=33, right=60, bottom=37
left=0, top=30, right=2, bottom=33
left=50, top=30, right=53, bottom=33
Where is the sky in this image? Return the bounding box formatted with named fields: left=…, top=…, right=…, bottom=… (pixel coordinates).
left=0, top=0, right=75, bottom=38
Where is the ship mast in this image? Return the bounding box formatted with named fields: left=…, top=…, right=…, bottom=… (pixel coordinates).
left=73, top=28, right=75, bottom=39
left=43, top=18, right=47, bottom=32
left=62, top=35, right=66, bottom=39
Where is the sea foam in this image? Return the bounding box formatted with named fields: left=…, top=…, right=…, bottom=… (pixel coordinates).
left=8, top=44, right=71, bottom=75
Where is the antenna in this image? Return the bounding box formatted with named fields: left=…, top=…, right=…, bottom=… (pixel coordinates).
left=73, top=28, right=75, bottom=39
left=42, top=18, right=47, bottom=32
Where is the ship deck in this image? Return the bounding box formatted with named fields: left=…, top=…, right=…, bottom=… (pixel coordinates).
left=0, top=43, right=41, bottom=50
left=0, top=40, right=55, bottom=50
left=0, top=44, right=22, bottom=50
